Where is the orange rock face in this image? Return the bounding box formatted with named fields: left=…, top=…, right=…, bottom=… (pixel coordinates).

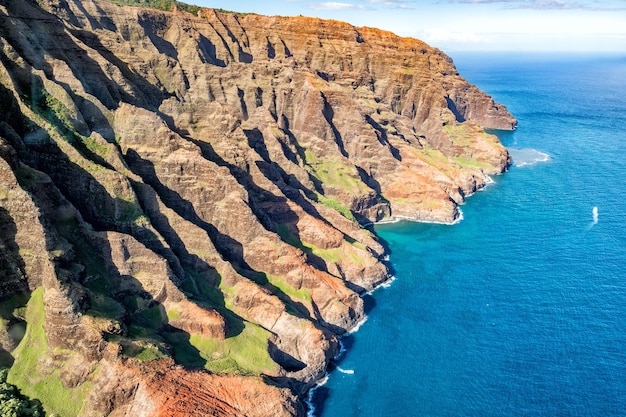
left=0, top=0, right=516, bottom=415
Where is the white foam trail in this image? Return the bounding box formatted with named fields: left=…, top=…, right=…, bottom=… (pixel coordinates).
left=587, top=206, right=599, bottom=230
left=336, top=367, right=355, bottom=375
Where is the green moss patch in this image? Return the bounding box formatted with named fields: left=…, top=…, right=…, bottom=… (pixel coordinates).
left=306, top=159, right=368, bottom=197
left=313, top=193, right=357, bottom=222
left=7, top=288, right=92, bottom=417
left=190, top=322, right=277, bottom=375
left=266, top=274, right=312, bottom=303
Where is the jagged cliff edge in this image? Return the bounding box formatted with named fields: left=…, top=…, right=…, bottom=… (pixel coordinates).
left=0, top=0, right=516, bottom=415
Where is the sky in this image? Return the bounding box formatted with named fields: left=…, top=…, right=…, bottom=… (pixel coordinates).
left=187, top=0, right=626, bottom=52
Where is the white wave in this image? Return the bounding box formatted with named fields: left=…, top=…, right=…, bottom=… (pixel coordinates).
left=451, top=207, right=464, bottom=225
left=347, top=315, right=369, bottom=334
left=379, top=275, right=396, bottom=289
left=306, top=375, right=329, bottom=417
left=366, top=275, right=396, bottom=297
left=334, top=339, right=348, bottom=361
left=336, top=367, right=355, bottom=375
left=373, top=212, right=462, bottom=226
left=483, top=175, right=495, bottom=186
left=507, top=147, right=550, bottom=167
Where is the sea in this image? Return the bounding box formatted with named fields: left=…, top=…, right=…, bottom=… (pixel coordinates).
left=311, top=53, right=626, bottom=416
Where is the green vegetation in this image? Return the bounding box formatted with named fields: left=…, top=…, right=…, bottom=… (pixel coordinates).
left=0, top=293, right=30, bottom=367
left=8, top=288, right=92, bottom=417
left=30, top=89, right=115, bottom=173
left=0, top=294, right=30, bottom=323
left=452, top=156, right=491, bottom=169
left=108, top=0, right=201, bottom=14
left=165, top=319, right=277, bottom=376
left=443, top=125, right=498, bottom=169
left=313, top=193, right=357, bottom=222
left=0, top=368, right=44, bottom=417
left=303, top=242, right=342, bottom=264
left=189, top=322, right=277, bottom=375
left=134, top=304, right=166, bottom=329
left=266, top=274, right=312, bottom=302
left=106, top=0, right=256, bottom=15
left=305, top=156, right=368, bottom=197
left=119, top=337, right=168, bottom=362
left=117, top=197, right=150, bottom=225
left=166, top=308, right=181, bottom=321
left=39, top=91, right=73, bottom=133
left=300, top=151, right=362, bottom=222
left=443, top=123, right=486, bottom=147
left=275, top=224, right=345, bottom=265
left=416, top=146, right=488, bottom=172
left=419, top=146, right=448, bottom=165
left=82, top=135, right=112, bottom=160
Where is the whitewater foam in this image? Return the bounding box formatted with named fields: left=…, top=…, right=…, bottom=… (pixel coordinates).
left=306, top=375, right=329, bottom=417
left=379, top=275, right=397, bottom=289
left=507, top=147, right=550, bottom=167
left=336, top=367, right=355, bottom=375
left=348, top=315, right=369, bottom=334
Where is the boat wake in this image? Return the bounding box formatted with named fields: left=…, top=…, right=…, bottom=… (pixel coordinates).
left=588, top=206, right=599, bottom=229
left=336, top=367, right=355, bottom=375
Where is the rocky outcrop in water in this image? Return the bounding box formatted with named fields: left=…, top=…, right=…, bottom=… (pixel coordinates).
left=0, top=0, right=515, bottom=415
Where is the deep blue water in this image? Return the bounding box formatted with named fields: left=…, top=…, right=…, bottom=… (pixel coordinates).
left=314, top=53, right=626, bottom=416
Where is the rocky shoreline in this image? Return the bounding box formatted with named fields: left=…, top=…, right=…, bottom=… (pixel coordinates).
left=0, top=0, right=515, bottom=415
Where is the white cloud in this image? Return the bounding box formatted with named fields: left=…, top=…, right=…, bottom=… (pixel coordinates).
left=449, top=0, right=626, bottom=9
left=422, top=29, right=486, bottom=44
left=364, top=0, right=416, bottom=8
left=513, top=1, right=588, bottom=9
left=308, top=2, right=368, bottom=10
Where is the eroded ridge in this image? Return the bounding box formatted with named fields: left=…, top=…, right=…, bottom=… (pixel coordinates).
left=0, top=0, right=515, bottom=415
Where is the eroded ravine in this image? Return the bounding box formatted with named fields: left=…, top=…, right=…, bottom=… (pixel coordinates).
left=0, top=0, right=515, bottom=415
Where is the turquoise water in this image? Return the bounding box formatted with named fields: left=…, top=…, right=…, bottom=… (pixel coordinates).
left=314, top=53, right=626, bottom=416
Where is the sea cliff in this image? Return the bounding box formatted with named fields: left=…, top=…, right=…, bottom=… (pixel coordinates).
left=0, top=0, right=515, bottom=415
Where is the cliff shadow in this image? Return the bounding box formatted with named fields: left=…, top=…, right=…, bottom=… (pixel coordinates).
left=123, top=149, right=313, bottom=322
left=0, top=208, right=31, bottom=367
left=320, top=92, right=348, bottom=158
left=197, top=34, right=226, bottom=67
left=3, top=2, right=172, bottom=113
left=267, top=340, right=306, bottom=372
left=244, top=129, right=374, bottom=275
left=93, top=234, right=207, bottom=369
left=445, top=96, right=466, bottom=123
left=66, top=26, right=172, bottom=109
left=0, top=207, right=29, bottom=299
left=129, top=181, right=247, bottom=338
left=19, top=141, right=224, bottom=368
left=364, top=114, right=401, bottom=161
left=137, top=15, right=179, bottom=60
left=307, top=385, right=330, bottom=417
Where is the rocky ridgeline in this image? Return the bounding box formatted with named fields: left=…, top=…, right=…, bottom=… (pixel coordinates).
left=0, top=0, right=516, bottom=415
